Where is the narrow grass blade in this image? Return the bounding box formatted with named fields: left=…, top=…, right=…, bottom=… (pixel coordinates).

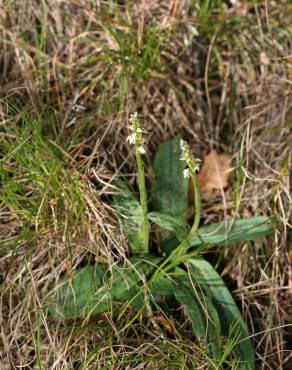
left=187, top=257, right=255, bottom=370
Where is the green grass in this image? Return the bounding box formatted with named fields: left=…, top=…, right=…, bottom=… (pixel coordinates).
left=1, top=115, right=86, bottom=224
left=0, top=111, right=89, bottom=259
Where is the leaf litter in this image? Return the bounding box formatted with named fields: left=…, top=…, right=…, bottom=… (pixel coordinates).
left=197, top=149, right=232, bottom=200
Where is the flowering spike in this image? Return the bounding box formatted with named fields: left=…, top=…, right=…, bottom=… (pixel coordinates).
left=180, top=139, right=201, bottom=177
left=126, top=112, right=147, bottom=155
left=126, top=113, right=149, bottom=252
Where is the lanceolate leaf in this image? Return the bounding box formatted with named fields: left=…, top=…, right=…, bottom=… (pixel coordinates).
left=112, top=180, right=146, bottom=253
left=151, top=268, right=222, bottom=360
left=147, top=211, right=187, bottom=241
left=190, top=216, right=274, bottom=248
left=187, top=257, right=255, bottom=370
left=150, top=274, right=174, bottom=297
left=173, top=272, right=222, bottom=360
left=152, top=135, right=188, bottom=243
left=48, top=255, right=256, bottom=368
left=163, top=216, right=274, bottom=255
left=48, top=265, right=107, bottom=319
left=48, top=259, right=223, bottom=363
left=48, top=259, right=159, bottom=319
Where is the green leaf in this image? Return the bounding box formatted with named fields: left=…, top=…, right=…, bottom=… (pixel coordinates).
left=173, top=271, right=222, bottom=360
left=47, top=265, right=107, bottom=319
left=152, top=135, right=188, bottom=245
left=48, top=258, right=223, bottom=363
left=151, top=274, right=174, bottom=297
left=147, top=211, right=187, bottom=241
left=190, top=216, right=274, bottom=248
left=48, top=259, right=159, bottom=319
left=187, top=257, right=255, bottom=370
left=151, top=268, right=222, bottom=360
left=112, top=180, right=146, bottom=253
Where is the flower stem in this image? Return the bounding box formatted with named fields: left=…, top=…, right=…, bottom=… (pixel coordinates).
left=176, top=171, right=201, bottom=257
left=135, top=150, right=149, bottom=253
left=189, top=172, right=201, bottom=238
left=149, top=171, right=202, bottom=282
left=167, top=170, right=201, bottom=261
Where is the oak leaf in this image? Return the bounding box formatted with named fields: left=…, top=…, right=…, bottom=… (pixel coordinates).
left=196, top=149, right=232, bottom=200
left=155, top=314, right=174, bottom=334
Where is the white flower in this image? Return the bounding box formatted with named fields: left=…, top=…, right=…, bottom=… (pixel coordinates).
left=193, top=158, right=201, bottom=172
left=183, top=168, right=190, bottom=178
left=129, top=112, right=138, bottom=124
left=126, top=133, right=136, bottom=144
left=138, top=146, right=146, bottom=154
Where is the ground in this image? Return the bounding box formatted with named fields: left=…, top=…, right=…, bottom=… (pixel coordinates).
left=0, top=1, right=291, bottom=369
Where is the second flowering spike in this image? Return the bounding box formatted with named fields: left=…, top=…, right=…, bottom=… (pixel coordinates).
left=180, top=140, right=201, bottom=178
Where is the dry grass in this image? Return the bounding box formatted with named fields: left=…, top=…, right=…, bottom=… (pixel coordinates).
left=0, top=0, right=291, bottom=369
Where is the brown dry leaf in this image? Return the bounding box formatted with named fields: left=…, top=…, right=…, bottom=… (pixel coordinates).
left=155, top=314, right=174, bottom=334
left=48, top=198, right=58, bottom=206
left=196, top=149, right=232, bottom=200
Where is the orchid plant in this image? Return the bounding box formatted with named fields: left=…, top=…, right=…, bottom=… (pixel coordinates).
left=48, top=113, right=275, bottom=369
